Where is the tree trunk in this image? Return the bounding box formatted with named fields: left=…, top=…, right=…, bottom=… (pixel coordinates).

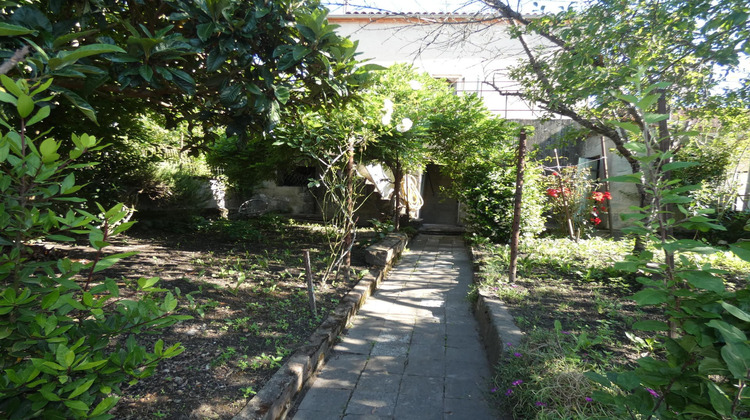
left=392, top=158, right=403, bottom=231
left=509, top=129, right=527, bottom=283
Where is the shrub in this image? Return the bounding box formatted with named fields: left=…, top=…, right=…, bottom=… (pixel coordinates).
left=0, top=76, right=187, bottom=418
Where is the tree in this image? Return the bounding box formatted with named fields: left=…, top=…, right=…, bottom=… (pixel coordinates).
left=482, top=0, right=748, bottom=195
left=272, top=64, right=537, bottom=243
left=0, top=0, right=369, bottom=149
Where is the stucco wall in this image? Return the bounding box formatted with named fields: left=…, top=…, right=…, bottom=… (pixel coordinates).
left=329, top=14, right=549, bottom=119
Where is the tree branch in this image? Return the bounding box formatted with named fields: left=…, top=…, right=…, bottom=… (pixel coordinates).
left=0, top=46, right=30, bottom=75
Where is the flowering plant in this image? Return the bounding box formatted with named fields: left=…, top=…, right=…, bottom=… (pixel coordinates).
left=543, top=166, right=610, bottom=238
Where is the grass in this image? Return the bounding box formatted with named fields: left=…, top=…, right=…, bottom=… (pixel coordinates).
left=477, top=235, right=750, bottom=419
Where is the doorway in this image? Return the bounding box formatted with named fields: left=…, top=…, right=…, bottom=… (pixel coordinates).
left=419, top=164, right=460, bottom=225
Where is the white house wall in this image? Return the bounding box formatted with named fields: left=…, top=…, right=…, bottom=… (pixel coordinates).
left=329, top=13, right=550, bottom=119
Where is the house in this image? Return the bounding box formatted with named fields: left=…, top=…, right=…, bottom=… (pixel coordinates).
left=256, top=11, right=723, bottom=231
left=325, top=11, right=640, bottom=229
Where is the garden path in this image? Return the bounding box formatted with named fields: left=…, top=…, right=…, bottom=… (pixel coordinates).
left=290, top=234, right=502, bottom=419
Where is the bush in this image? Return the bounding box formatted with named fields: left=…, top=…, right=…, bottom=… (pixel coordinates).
left=0, top=76, right=187, bottom=418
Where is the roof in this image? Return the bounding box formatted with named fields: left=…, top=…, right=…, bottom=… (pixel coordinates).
left=327, top=11, right=539, bottom=23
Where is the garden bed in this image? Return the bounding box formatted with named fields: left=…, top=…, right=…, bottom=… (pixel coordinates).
left=476, top=236, right=750, bottom=419
left=53, top=216, right=371, bottom=419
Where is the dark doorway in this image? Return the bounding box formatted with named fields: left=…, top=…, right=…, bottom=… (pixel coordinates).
left=420, top=164, right=460, bottom=225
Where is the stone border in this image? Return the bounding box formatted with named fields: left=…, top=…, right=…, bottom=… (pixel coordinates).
left=233, top=233, right=409, bottom=420
left=468, top=246, right=524, bottom=367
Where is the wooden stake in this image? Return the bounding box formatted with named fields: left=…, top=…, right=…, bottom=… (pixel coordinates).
left=600, top=137, right=614, bottom=234
left=509, top=129, right=527, bottom=284
left=303, top=250, right=317, bottom=316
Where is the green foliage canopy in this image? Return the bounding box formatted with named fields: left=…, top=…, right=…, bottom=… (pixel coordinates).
left=0, top=0, right=370, bottom=148
left=486, top=0, right=749, bottom=174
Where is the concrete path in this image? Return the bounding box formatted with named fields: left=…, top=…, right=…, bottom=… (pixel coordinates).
left=291, top=234, right=498, bottom=420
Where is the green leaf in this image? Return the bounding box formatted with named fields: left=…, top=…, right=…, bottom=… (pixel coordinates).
left=56, top=344, right=75, bottom=368
left=16, top=94, right=34, bottom=118
left=707, top=320, right=747, bottom=343
left=274, top=85, right=290, bottom=104
left=0, top=22, right=37, bottom=36
left=292, top=45, right=311, bottom=61
left=729, top=242, right=750, bottom=262
left=661, top=161, right=700, bottom=172
left=642, top=113, right=668, bottom=123
left=0, top=91, right=17, bottom=105
left=706, top=381, right=732, bottom=417
left=197, top=22, right=215, bottom=41
left=680, top=270, right=724, bottom=293
left=612, top=121, right=641, bottom=133
left=1, top=74, right=24, bottom=97
left=54, top=88, right=97, bottom=124
left=92, top=252, right=137, bottom=273
left=605, top=173, right=642, bottom=183
left=633, top=320, right=669, bottom=331
left=49, top=44, right=126, bottom=70
left=52, top=29, right=99, bottom=49
left=26, top=105, right=50, bottom=126
left=41, top=288, right=61, bottom=309
left=636, top=93, right=660, bottom=109
left=721, top=342, right=750, bottom=380
left=72, top=359, right=107, bottom=371
left=137, top=277, right=160, bottom=290
left=206, top=49, right=226, bottom=72
left=64, top=400, right=89, bottom=412
left=90, top=396, right=119, bottom=416
left=138, top=65, right=154, bottom=82
left=630, top=289, right=669, bottom=305
left=68, top=378, right=95, bottom=399
left=40, top=386, right=62, bottom=401
left=720, top=301, right=750, bottom=322
left=39, top=137, right=60, bottom=162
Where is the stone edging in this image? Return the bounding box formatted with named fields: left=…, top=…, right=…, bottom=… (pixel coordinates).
left=232, top=233, right=409, bottom=420
left=468, top=246, right=524, bottom=367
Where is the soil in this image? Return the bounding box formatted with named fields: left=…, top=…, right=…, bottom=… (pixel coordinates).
left=54, top=221, right=370, bottom=419
left=480, top=262, right=658, bottom=367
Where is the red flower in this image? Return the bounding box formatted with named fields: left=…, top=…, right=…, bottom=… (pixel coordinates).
left=599, top=206, right=607, bottom=212
left=552, top=172, right=559, bottom=176
left=546, top=188, right=559, bottom=197
left=591, top=191, right=612, bottom=202
left=590, top=217, right=602, bottom=225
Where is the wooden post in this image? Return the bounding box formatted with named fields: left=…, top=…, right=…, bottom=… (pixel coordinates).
left=600, top=137, right=614, bottom=235
left=303, top=250, right=317, bottom=316
left=554, top=149, right=576, bottom=240
left=509, top=129, right=527, bottom=284
left=343, top=138, right=355, bottom=280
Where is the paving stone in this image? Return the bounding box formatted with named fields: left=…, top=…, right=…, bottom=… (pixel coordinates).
left=370, top=342, right=408, bottom=357
left=292, top=408, right=343, bottom=420
left=444, top=397, right=498, bottom=420
left=346, top=390, right=398, bottom=416
left=363, top=355, right=406, bottom=375
left=404, top=356, right=445, bottom=378
left=445, top=341, right=485, bottom=362
left=337, top=336, right=375, bottom=355
left=295, top=387, right=351, bottom=414
left=444, top=375, right=488, bottom=400
left=410, top=334, right=445, bottom=349
left=342, top=414, right=393, bottom=420
left=408, top=343, right=446, bottom=361
left=356, top=371, right=402, bottom=394
left=444, top=358, right=489, bottom=380
left=312, top=354, right=368, bottom=389
left=291, top=234, right=501, bottom=420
